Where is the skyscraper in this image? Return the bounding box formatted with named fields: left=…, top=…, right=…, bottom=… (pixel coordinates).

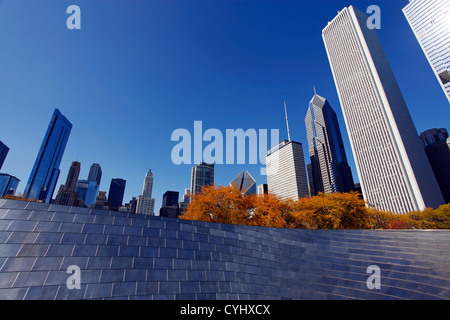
left=75, top=163, right=102, bottom=208
left=190, top=162, right=214, bottom=196
left=305, top=92, right=354, bottom=195
left=24, top=109, right=72, bottom=203
left=54, top=161, right=81, bottom=206
left=230, top=170, right=257, bottom=195
left=0, top=141, right=9, bottom=171
left=107, top=178, right=126, bottom=211
left=419, top=128, right=450, bottom=203
left=160, top=191, right=180, bottom=218
left=87, top=163, right=102, bottom=187
left=322, top=6, right=444, bottom=213
left=76, top=180, right=99, bottom=208
left=266, top=140, right=309, bottom=201
left=403, top=0, right=450, bottom=103
left=136, top=170, right=155, bottom=215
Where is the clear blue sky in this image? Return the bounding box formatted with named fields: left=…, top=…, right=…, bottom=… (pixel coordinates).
left=1, top=0, right=449, bottom=212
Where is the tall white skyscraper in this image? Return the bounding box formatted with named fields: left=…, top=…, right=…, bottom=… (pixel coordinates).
left=322, top=6, right=444, bottom=213
left=403, top=0, right=450, bottom=103
left=266, top=140, right=309, bottom=201
left=136, top=169, right=155, bottom=215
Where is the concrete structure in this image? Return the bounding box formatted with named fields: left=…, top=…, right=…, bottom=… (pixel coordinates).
left=24, top=109, right=72, bottom=203
left=136, top=170, right=155, bottom=216
left=266, top=140, right=309, bottom=201
left=322, top=6, right=444, bottom=213
left=0, top=199, right=449, bottom=300
left=403, top=0, right=450, bottom=103
left=257, top=184, right=268, bottom=196
left=53, top=161, right=81, bottom=207
left=305, top=93, right=354, bottom=195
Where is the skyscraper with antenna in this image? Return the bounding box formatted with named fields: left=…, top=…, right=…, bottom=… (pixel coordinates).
left=265, top=101, right=309, bottom=200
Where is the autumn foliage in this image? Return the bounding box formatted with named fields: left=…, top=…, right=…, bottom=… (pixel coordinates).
left=181, top=185, right=450, bottom=230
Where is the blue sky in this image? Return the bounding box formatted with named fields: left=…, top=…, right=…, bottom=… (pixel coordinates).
left=1, top=0, right=449, bottom=212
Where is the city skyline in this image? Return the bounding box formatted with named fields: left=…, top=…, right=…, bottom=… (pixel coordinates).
left=0, top=0, right=449, bottom=211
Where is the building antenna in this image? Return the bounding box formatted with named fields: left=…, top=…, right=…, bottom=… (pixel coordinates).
left=284, top=100, right=291, bottom=142
left=313, top=85, right=317, bottom=95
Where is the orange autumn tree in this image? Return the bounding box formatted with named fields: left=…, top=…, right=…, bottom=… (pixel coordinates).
left=289, top=192, right=370, bottom=229
left=181, top=185, right=372, bottom=229
left=182, top=185, right=254, bottom=225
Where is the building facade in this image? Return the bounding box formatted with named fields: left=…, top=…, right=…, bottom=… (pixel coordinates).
left=107, top=178, right=126, bottom=211
left=23, top=109, right=72, bottom=203
left=305, top=93, right=354, bottom=195
left=87, top=163, right=102, bottom=187
left=191, top=162, right=214, bottom=196
left=76, top=180, right=99, bottom=208
left=419, top=128, right=450, bottom=203
left=0, top=174, right=20, bottom=197
left=136, top=170, right=155, bottom=215
left=0, top=141, right=9, bottom=171
left=322, top=6, right=444, bottom=213
left=230, top=171, right=256, bottom=195
left=53, top=161, right=81, bottom=206
left=257, top=184, right=268, bottom=196
left=266, top=140, right=309, bottom=201
left=403, top=0, right=450, bottom=103
left=160, top=191, right=180, bottom=218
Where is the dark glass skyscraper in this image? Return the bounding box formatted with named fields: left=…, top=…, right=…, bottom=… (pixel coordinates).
left=305, top=93, right=354, bottom=195
left=87, top=163, right=102, bottom=186
left=107, top=178, right=126, bottom=210
left=420, top=128, right=450, bottom=204
left=0, top=141, right=9, bottom=171
left=24, top=109, right=72, bottom=202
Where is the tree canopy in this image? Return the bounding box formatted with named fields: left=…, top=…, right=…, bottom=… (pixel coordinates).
left=181, top=185, right=450, bottom=230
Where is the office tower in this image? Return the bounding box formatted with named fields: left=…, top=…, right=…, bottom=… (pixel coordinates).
left=128, top=197, right=137, bottom=214
left=182, top=188, right=191, bottom=204
left=162, top=191, right=179, bottom=207
left=107, top=178, right=126, bottom=211
left=91, top=191, right=108, bottom=210
left=257, top=184, right=268, bottom=196
left=230, top=171, right=257, bottom=195
left=322, top=6, right=444, bottom=213
left=24, top=109, right=72, bottom=203
left=54, top=161, right=81, bottom=206
left=266, top=140, right=309, bottom=201
left=0, top=141, right=9, bottom=171
left=160, top=191, right=180, bottom=218
left=191, top=162, right=214, bottom=196
left=420, top=128, right=450, bottom=203
left=136, top=170, right=155, bottom=215
left=403, top=0, right=450, bottom=103
left=305, top=92, right=355, bottom=195
left=0, top=174, right=20, bottom=197
left=87, top=163, right=102, bottom=186
left=76, top=180, right=99, bottom=208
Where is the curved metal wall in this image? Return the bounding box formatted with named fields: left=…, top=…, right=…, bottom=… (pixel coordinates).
left=0, top=199, right=449, bottom=300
